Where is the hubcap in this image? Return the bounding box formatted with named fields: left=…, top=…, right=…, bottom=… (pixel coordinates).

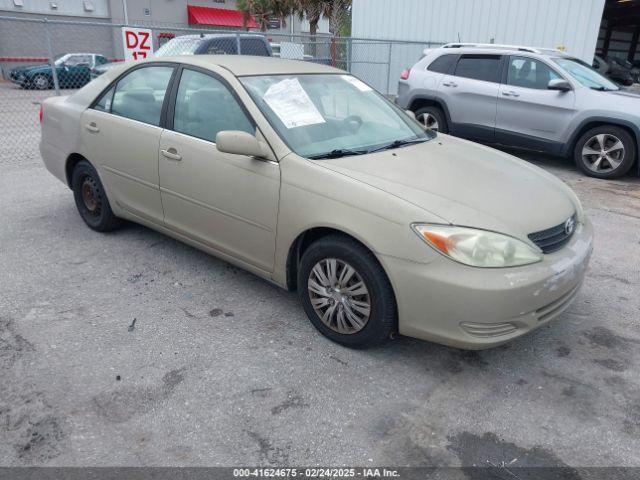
left=81, top=177, right=101, bottom=216
left=582, top=134, right=625, bottom=173
left=307, top=258, right=371, bottom=335
left=418, top=113, right=439, bottom=131
left=34, top=76, right=48, bottom=89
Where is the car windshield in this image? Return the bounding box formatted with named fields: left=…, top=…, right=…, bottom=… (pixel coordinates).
left=155, top=38, right=198, bottom=56
left=241, top=74, right=431, bottom=159
left=553, top=57, right=619, bottom=91
left=53, top=54, right=70, bottom=66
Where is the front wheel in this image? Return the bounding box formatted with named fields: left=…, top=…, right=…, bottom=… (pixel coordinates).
left=71, top=160, right=122, bottom=232
left=574, top=126, right=636, bottom=179
left=31, top=74, right=51, bottom=90
left=297, top=235, right=397, bottom=348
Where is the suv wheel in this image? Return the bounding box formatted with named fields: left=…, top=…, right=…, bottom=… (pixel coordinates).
left=297, top=235, right=397, bottom=348
left=415, top=106, right=448, bottom=133
left=71, top=160, right=122, bottom=232
left=574, top=126, right=635, bottom=179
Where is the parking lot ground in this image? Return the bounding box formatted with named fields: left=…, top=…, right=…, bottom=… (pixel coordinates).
left=1, top=83, right=640, bottom=468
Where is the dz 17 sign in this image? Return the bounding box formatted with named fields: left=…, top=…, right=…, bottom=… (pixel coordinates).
left=121, top=27, right=154, bottom=61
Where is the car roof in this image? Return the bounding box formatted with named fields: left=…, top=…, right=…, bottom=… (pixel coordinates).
left=169, top=34, right=267, bottom=41
left=428, top=45, right=569, bottom=58
left=145, top=54, right=344, bottom=76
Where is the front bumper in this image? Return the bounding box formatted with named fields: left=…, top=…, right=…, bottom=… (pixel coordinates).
left=381, top=218, right=594, bottom=349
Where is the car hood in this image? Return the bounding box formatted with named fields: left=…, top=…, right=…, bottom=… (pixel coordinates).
left=312, top=135, right=577, bottom=240
left=20, top=64, right=53, bottom=74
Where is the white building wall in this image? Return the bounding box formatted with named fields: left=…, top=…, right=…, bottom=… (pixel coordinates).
left=352, top=0, right=605, bottom=62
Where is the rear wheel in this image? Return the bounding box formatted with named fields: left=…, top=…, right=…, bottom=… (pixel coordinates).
left=297, top=235, right=397, bottom=348
left=415, top=106, right=448, bottom=133
left=574, top=125, right=635, bottom=179
left=32, top=74, right=51, bottom=90
left=71, top=160, right=122, bottom=232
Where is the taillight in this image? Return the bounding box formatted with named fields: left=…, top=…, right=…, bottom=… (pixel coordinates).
left=39, top=104, right=43, bottom=123
left=400, top=69, right=411, bottom=80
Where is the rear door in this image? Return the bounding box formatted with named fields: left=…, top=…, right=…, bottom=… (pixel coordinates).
left=495, top=56, right=576, bottom=151
left=438, top=54, right=503, bottom=142
left=80, top=64, right=175, bottom=224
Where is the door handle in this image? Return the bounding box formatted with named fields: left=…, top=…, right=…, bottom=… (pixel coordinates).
left=85, top=122, right=99, bottom=133
left=502, top=91, right=520, bottom=98
left=442, top=81, right=458, bottom=88
left=161, top=148, right=182, bottom=161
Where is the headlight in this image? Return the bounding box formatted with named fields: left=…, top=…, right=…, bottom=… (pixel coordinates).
left=412, top=224, right=543, bottom=268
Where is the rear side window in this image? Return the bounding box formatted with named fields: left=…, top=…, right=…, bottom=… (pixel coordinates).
left=454, top=55, right=502, bottom=83
left=241, top=38, right=269, bottom=56
left=94, top=86, right=115, bottom=112
left=427, top=54, right=457, bottom=74
left=111, top=66, right=174, bottom=126
left=173, top=69, right=254, bottom=143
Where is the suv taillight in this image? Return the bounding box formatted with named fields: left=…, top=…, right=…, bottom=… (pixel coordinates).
left=39, top=104, right=43, bottom=123
left=400, top=69, right=411, bottom=80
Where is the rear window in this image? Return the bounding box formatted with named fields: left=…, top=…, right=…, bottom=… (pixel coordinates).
left=427, top=54, right=457, bottom=74
left=203, top=38, right=237, bottom=55
left=454, top=55, right=502, bottom=83
left=241, top=38, right=270, bottom=56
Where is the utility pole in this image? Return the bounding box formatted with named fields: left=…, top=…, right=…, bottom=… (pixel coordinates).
left=122, top=0, right=129, bottom=25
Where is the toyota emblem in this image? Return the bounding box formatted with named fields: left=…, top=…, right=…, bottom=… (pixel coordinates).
left=564, top=217, right=575, bottom=236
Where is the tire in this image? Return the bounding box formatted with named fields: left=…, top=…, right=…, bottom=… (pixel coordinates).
left=32, top=74, right=51, bottom=90
left=415, top=106, right=448, bottom=133
left=71, top=160, right=122, bottom=232
left=574, top=125, right=636, bottom=179
left=297, top=234, right=397, bottom=348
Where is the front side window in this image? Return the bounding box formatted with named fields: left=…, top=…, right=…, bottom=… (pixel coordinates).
left=507, top=57, right=561, bottom=90
left=454, top=55, right=502, bottom=83
left=173, top=69, right=254, bottom=142
left=553, top=57, right=619, bottom=91
left=111, top=66, right=174, bottom=126
left=241, top=74, right=430, bottom=158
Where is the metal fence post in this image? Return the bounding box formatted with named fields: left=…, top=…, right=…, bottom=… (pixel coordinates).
left=236, top=33, right=241, bottom=55
left=43, top=18, right=60, bottom=96
left=385, top=42, right=392, bottom=95
left=347, top=37, right=353, bottom=73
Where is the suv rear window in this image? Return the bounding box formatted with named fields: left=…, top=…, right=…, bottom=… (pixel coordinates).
left=241, top=38, right=270, bottom=56
left=427, top=54, right=457, bottom=74
left=454, top=55, right=502, bottom=83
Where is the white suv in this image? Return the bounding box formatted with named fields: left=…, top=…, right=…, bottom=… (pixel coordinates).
left=396, top=43, right=640, bottom=179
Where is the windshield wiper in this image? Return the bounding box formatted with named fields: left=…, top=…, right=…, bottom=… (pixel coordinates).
left=368, top=137, right=428, bottom=154
left=307, top=148, right=369, bottom=160
left=590, top=86, right=617, bottom=91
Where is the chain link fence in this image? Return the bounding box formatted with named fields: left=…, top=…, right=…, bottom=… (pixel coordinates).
left=0, top=14, right=444, bottom=166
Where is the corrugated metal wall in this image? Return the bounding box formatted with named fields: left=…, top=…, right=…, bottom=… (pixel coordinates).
left=352, top=0, right=606, bottom=62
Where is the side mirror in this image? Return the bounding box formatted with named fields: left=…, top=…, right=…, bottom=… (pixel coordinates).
left=548, top=79, right=571, bottom=92
left=405, top=110, right=416, bottom=120
left=216, top=130, right=267, bottom=158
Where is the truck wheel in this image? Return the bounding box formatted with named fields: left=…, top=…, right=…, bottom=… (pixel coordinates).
left=574, top=126, right=635, bottom=179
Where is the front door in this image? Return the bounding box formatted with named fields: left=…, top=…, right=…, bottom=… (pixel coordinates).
left=438, top=54, right=503, bottom=142
left=158, top=67, right=280, bottom=272
left=496, top=56, right=576, bottom=152
left=80, top=64, right=174, bottom=224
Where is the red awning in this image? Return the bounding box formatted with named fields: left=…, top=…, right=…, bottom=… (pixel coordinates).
left=187, top=5, right=259, bottom=29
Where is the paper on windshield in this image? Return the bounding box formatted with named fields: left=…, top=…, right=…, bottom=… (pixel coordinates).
left=341, top=75, right=373, bottom=92
left=263, top=78, right=326, bottom=129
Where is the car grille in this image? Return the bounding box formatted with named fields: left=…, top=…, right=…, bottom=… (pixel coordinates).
left=528, top=213, right=577, bottom=253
